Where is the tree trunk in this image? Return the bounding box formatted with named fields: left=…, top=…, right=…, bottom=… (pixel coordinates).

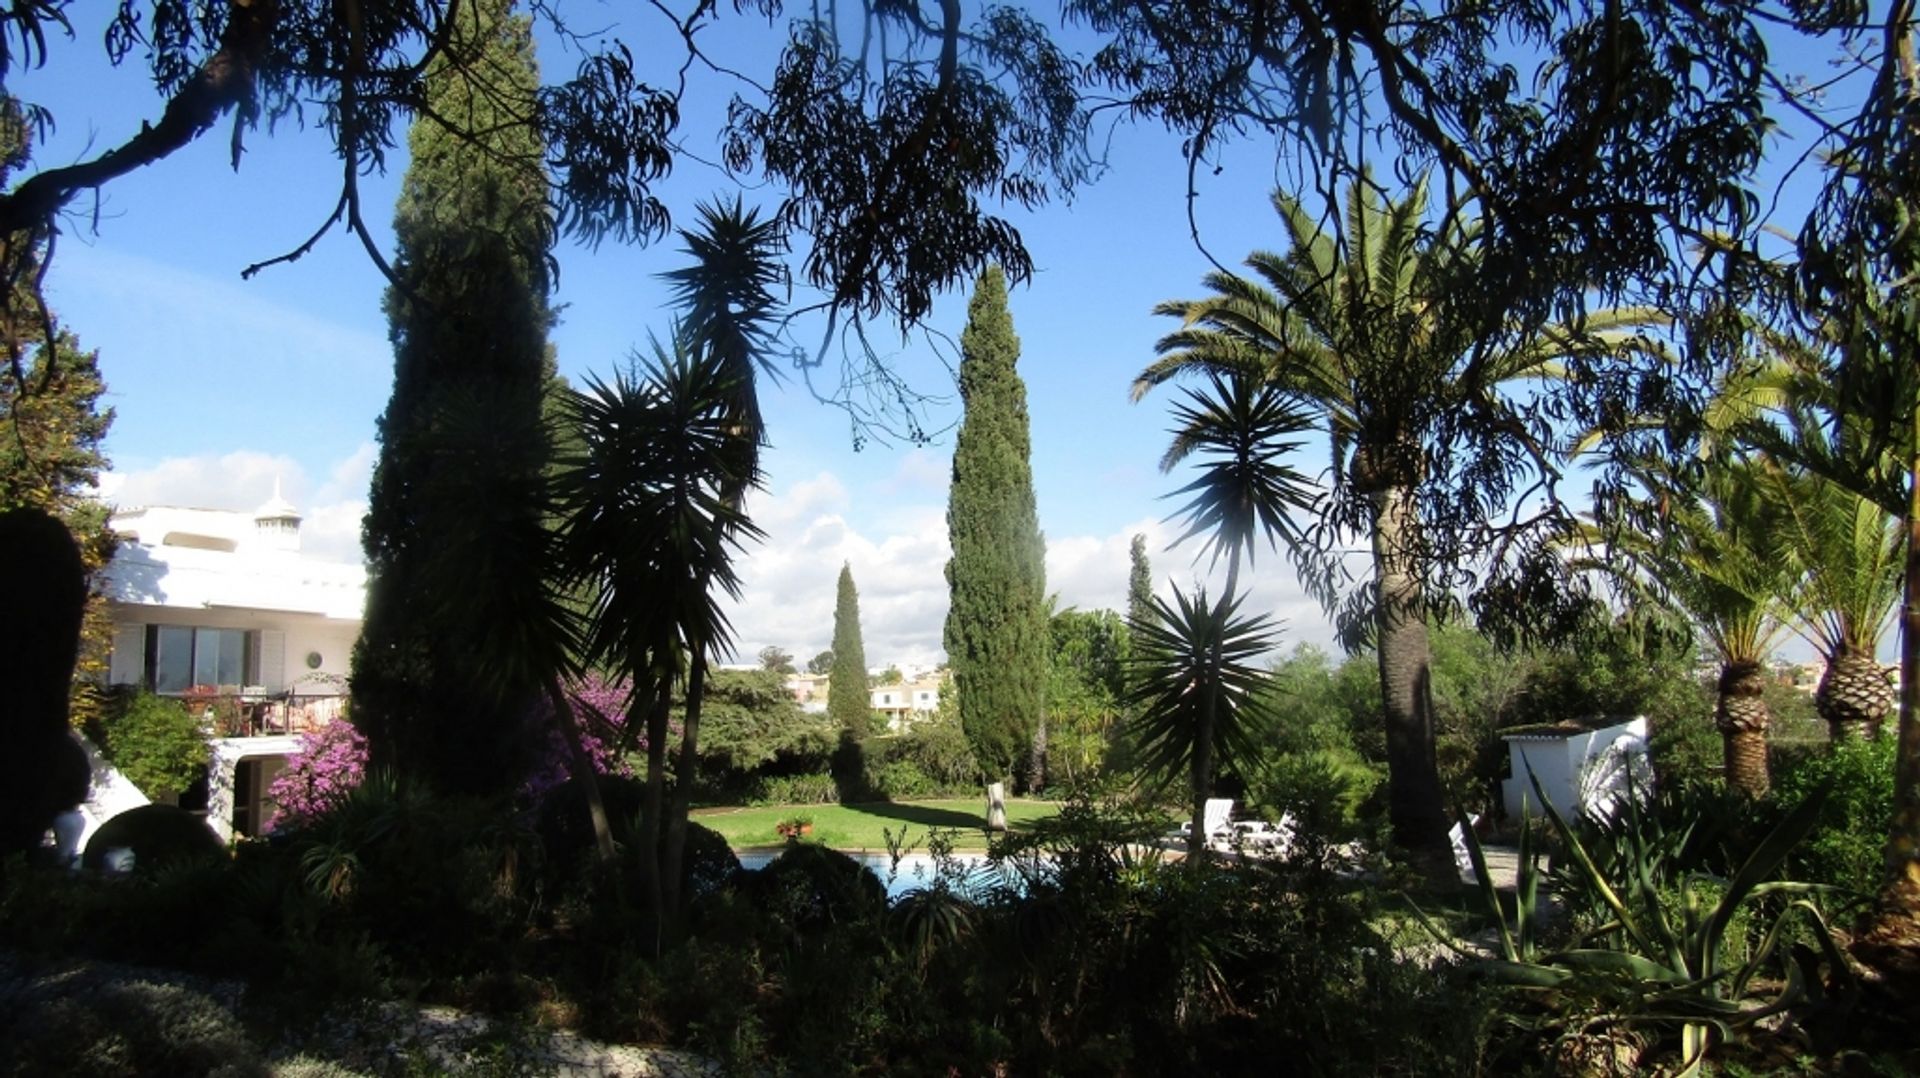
left=1188, top=677, right=1216, bottom=869
left=1816, top=648, right=1895, bottom=741
left=1715, top=659, right=1772, bottom=798
left=637, top=662, right=672, bottom=955
left=1853, top=432, right=1920, bottom=984
left=1369, top=485, right=1451, bottom=880
left=1027, top=711, right=1048, bottom=794
left=546, top=679, right=615, bottom=863
left=662, top=648, right=707, bottom=917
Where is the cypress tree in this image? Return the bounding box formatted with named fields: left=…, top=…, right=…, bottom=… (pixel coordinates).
left=1127, top=533, right=1154, bottom=630
left=828, top=562, right=870, bottom=734
left=352, top=0, right=554, bottom=797
left=944, top=266, right=1048, bottom=788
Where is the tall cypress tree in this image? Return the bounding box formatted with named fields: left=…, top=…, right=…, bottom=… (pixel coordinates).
left=352, top=0, right=554, bottom=797
left=1127, top=534, right=1154, bottom=630
left=828, top=562, right=870, bottom=734
left=944, top=266, right=1048, bottom=788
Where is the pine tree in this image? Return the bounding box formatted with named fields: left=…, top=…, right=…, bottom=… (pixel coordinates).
left=828, top=563, right=870, bottom=734
left=944, top=266, right=1048, bottom=788
left=352, top=0, right=555, bottom=797
left=0, top=93, right=115, bottom=727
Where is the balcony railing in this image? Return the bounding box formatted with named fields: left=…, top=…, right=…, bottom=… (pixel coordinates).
left=176, top=689, right=348, bottom=739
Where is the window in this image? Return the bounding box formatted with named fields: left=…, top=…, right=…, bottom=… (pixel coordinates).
left=146, top=626, right=252, bottom=692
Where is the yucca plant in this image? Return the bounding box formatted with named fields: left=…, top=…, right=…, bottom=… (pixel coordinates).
left=1126, top=587, right=1282, bottom=866
left=1446, top=780, right=1850, bottom=1075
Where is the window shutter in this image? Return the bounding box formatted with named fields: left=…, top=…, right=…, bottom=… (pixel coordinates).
left=257, top=630, right=286, bottom=691
left=108, top=624, right=145, bottom=685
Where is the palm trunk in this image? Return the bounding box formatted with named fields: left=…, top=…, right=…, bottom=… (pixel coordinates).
left=662, top=646, right=708, bottom=917
left=1187, top=678, right=1216, bottom=868
left=1370, top=485, right=1451, bottom=880
left=546, top=678, right=615, bottom=863
left=637, top=661, right=672, bottom=953
left=1715, top=659, right=1771, bottom=798
left=1818, top=648, right=1896, bottom=742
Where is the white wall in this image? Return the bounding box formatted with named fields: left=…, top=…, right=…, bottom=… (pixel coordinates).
left=1502, top=717, right=1651, bottom=821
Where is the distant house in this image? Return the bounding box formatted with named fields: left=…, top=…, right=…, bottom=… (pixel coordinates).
left=870, top=677, right=942, bottom=732
left=783, top=672, right=830, bottom=713
left=100, top=488, right=365, bottom=841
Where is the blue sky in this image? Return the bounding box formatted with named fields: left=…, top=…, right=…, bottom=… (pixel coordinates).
left=16, top=8, right=1355, bottom=670
left=12, top=8, right=1859, bottom=669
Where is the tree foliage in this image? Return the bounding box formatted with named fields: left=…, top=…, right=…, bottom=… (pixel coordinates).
left=1144, top=176, right=1662, bottom=873
left=1047, top=607, right=1128, bottom=789
left=95, top=691, right=207, bottom=802
left=828, top=563, right=870, bottom=734
left=679, top=667, right=831, bottom=776
left=352, top=0, right=560, bottom=797
left=0, top=94, right=114, bottom=727
left=944, top=266, right=1048, bottom=786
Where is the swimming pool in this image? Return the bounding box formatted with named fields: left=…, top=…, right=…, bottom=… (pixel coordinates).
left=734, top=848, right=1037, bottom=900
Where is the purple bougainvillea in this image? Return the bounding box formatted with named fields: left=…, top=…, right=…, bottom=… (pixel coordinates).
left=265, top=676, right=646, bottom=830
left=266, top=718, right=368, bottom=830
left=521, top=674, right=640, bottom=800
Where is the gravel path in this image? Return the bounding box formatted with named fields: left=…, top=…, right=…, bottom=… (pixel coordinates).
left=0, top=950, right=727, bottom=1077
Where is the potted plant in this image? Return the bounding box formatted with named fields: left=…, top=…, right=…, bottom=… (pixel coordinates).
left=775, top=814, right=814, bottom=841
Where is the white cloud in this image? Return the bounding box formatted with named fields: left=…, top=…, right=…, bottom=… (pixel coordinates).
left=723, top=483, right=1343, bottom=672
left=96, top=453, right=1342, bottom=666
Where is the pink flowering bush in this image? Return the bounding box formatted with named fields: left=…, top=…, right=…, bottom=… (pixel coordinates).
left=265, top=718, right=368, bottom=831
left=521, top=674, right=641, bottom=801
left=264, top=676, right=648, bottom=830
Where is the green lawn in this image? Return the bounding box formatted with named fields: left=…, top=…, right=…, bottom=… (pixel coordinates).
left=692, top=798, right=1063, bottom=851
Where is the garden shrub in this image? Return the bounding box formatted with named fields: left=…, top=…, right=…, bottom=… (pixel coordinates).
left=535, top=776, right=741, bottom=903
left=894, top=713, right=980, bottom=790
left=81, top=805, right=224, bottom=874
left=264, top=719, right=368, bottom=831
left=93, top=689, right=210, bottom=802
left=867, top=758, right=938, bottom=800
left=745, top=843, right=887, bottom=935
left=747, top=771, right=838, bottom=806
left=1773, top=735, right=1896, bottom=897
left=1648, top=703, right=1723, bottom=789
left=1250, top=749, right=1381, bottom=839
left=277, top=776, right=537, bottom=983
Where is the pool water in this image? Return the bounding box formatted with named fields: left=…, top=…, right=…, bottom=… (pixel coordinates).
left=734, top=849, right=1028, bottom=900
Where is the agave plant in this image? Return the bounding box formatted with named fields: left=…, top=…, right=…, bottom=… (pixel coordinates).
left=1444, top=781, right=1851, bottom=1076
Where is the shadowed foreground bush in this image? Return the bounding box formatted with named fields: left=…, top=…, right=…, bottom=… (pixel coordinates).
left=81, top=805, right=225, bottom=874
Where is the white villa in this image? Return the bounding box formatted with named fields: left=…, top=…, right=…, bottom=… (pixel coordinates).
left=871, top=677, right=942, bottom=731
left=100, top=488, right=365, bottom=841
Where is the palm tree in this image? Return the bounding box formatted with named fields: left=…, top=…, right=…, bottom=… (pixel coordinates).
left=1138, top=175, right=1663, bottom=872
left=1139, top=368, right=1316, bottom=865
left=1760, top=457, right=1901, bottom=740
left=1127, top=587, right=1282, bottom=862
left=1723, top=329, right=1903, bottom=743
left=1586, top=457, right=1795, bottom=797
left=552, top=341, right=762, bottom=928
